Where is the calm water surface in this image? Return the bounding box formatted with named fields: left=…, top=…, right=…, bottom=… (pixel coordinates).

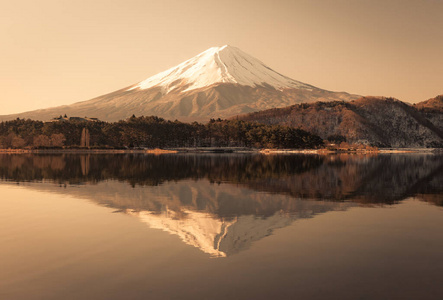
left=0, top=153, right=442, bottom=300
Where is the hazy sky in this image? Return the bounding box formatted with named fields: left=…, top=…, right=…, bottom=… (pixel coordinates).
left=1, top=0, right=442, bottom=114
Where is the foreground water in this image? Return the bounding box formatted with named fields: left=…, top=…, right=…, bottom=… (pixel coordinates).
left=0, top=153, right=442, bottom=300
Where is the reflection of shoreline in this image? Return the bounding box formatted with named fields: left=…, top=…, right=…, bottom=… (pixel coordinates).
left=0, top=153, right=441, bottom=206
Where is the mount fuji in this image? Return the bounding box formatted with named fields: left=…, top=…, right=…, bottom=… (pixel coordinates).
left=1, top=45, right=359, bottom=122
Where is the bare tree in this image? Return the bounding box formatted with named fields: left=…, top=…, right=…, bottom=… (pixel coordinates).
left=34, top=135, right=51, bottom=147
left=50, top=133, right=66, bottom=147
left=11, top=135, right=26, bottom=148
left=2, top=133, right=16, bottom=148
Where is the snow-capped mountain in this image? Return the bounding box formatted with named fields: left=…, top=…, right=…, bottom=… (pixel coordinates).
left=129, top=45, right=313, bottom=93
left=0, top=45, right=359, bottom=122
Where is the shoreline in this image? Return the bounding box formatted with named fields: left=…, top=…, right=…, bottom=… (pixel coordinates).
left=0, top=147, right=441, bottom=155
left=0, top=148, right=178, bottom=154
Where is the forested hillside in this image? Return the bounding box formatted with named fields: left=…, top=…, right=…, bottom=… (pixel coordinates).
left=413, top=95, right=443, bottom=132
left=238, top=96, right=443, bottom=148
left=0, top=116, right=323, bottom=149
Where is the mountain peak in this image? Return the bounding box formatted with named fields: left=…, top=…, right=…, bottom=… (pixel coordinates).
left=0, top=46, right=360, bottom=122
left=129, top=45, right=313, bottom=94
left=203, top=44, right=236, bottom=53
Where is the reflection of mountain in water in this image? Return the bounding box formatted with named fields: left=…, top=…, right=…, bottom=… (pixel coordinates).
left=1, top=153, right=441, bottom=257
left=5, top=179, right=354, bottom=257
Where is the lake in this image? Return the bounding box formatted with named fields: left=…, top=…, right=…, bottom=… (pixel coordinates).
left=0, top=153, right=442, bottom=300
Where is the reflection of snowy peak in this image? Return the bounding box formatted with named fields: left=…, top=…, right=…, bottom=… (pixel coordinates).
left=130, top=208, right=298, bottom=257
left=129, top=45, right=313, bottom=93
left=125, top=193, right=353, bottom=257
left=129, top=208, right=235, bottom=257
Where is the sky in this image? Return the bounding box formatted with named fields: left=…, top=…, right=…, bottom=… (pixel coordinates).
left=1, top=0, right=442, bottom=115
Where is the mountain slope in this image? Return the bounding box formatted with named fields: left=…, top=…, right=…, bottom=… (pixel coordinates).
left=238, top=96, right=443, bottom=147
left=0, top=45, right=359, bottom=122
left=413, top=95, right=443, bottom=132
left=414, top=95, right=443, bottom=112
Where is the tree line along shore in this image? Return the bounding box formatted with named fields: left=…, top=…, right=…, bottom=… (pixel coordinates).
left=0, top=116, right=380, bottom=151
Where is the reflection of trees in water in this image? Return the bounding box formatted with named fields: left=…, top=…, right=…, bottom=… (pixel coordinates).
left=80, top=155, right=90, bottom=176
left=0, top=154, right=324, bottom=185
left=0, top=153, right=441, bottom=206
left=413, top=168, right=443, bottom=207
left=349, top=155, right=443, bottom=204
left=247, top=154, right=443, bottom=205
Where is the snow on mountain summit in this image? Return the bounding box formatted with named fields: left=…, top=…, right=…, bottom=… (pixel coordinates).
left=129, top=45, right=313, bottom=93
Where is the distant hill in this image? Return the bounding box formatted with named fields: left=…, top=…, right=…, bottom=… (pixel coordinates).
left=413, top=95, right=443, bottom=132
left=237, top=96, right=443, bottom=148
left=414, top=95, right=443, bottom=112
